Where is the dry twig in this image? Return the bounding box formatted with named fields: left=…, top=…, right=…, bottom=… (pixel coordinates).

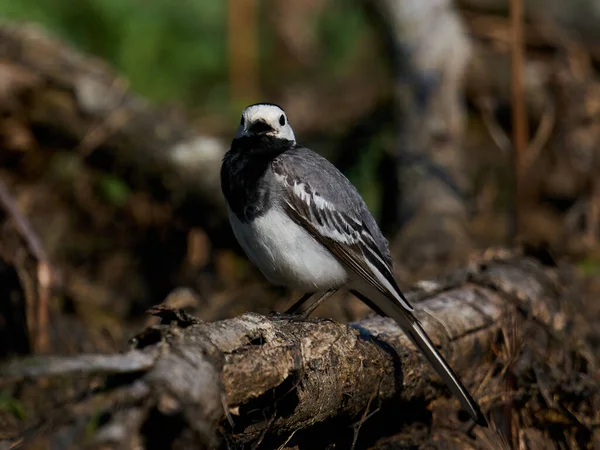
left=510, top=0, right=528, bottom=241
left=0, top=180, right=57, bottom=353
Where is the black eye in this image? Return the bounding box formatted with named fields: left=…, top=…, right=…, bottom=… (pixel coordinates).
left=240, top=116, right=245, bottom=126
left=279, top=114, right=286, bottom=126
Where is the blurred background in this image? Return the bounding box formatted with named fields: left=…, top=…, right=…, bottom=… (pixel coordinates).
left=0, top=0, right=600, bottom=354
left=0, top=0, right=600, bottom=445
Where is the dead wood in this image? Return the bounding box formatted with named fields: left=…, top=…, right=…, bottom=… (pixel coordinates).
left=0, top=256, right=578, bottom=449
left=365, top=0, right=474, bottom=279
left=0, top=179, right=57, bottom=354
left=0, top=21, right=229, bottom=239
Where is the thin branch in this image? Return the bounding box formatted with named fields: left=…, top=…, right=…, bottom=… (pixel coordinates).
left=522, top=96, right=555, bottom=170
left=0, top=180, right=57, bottom=353
left=0, top=351, right=158, bottom=381
left=76, top=77, right=131, bottom=156
left=351, top=378, right=383, bottom=450
left=510, top=0, right=528, bottom=242
left=227, top=0, right=260, bottom=102
left=0, top=181, right=49, bottom=264
left=478, top=97, right=513, bottom=156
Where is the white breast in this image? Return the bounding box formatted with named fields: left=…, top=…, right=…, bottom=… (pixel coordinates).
left=228, top=207, right=349, bottom=291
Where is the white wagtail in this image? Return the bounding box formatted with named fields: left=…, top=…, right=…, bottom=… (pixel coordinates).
left=220, top=103, right=487, bottom=426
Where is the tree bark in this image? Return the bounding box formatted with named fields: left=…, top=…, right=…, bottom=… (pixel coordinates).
left=365, top=0, right=474, bottom=279
left=0, top=256, right=571, bottom=449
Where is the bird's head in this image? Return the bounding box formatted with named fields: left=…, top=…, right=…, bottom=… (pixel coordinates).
left=235, top=103, right=296, bottom=142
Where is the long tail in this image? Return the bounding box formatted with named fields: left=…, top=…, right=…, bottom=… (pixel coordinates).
left=351, top=290, right=487, bottom=427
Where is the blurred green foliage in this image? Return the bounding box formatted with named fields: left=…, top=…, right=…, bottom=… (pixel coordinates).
left=0, top=0, right=227, bottom=113
left=0, top=391, right=26, bottom=420
left=0, top=0, right=385, bottom=208
left=317, top=3, right=369, bottom=76
left=0, top=0, right=372, bottom=116
left=97, top=174, right=132, bottom=207
left=577, top=257, right=600, bottom=276
left=344, top=130, right=393, bottom=218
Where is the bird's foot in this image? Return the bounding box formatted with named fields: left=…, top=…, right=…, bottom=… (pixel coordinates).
left=268, top=310, right=308, bottom=322
left=268, top=310, right=337, bottom=326
left=269, top=310, right=333, bottom=323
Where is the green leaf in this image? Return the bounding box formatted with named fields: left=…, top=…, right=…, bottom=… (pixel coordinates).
left=0, top=392, right=26, bottom=420
left=98, top=175, right=131, bottom=207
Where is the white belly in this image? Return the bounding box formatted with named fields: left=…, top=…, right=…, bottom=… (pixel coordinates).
left=228, top=207, right=349, bottom=291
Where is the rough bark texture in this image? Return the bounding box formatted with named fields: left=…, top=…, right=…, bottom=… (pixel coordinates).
left=0, top=21, right=229, bottom=241
left=0, top=256, right=572, bottom=449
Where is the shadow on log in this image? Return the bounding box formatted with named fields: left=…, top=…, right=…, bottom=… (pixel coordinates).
left=2, top=255, right=595, bottom=449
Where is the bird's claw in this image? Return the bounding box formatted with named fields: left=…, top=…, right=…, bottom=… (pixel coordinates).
left=268, top=310, right=312, bottom=322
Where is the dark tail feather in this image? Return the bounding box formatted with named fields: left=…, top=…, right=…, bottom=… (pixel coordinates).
left=351, top=290, right=488, bottom=427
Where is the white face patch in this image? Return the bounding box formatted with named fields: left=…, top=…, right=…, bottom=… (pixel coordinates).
left=236, top=104, right=296, bottom=142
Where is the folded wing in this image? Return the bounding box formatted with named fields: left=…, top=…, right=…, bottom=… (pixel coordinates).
left=276, top=171, right=414, bottom=312
left=274, top=167, right=487, bottom=426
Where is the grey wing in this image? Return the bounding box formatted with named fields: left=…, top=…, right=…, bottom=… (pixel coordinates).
left=359, top=206, right=393, bottom=268
left=271, top=149, right=413, bottom=311
left=271, top=150, right=487, bottom=425
left=278, top=147, right=394, bottom=263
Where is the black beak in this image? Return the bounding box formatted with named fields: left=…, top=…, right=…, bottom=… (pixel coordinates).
left=248, top=120, right=273, bottom=135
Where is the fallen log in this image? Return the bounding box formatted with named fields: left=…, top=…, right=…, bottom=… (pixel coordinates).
left=364, top=0, right=474, bottom=278
left=0, top=21, right=229, bottom=241
left=0, top=255, right=582, bottom=449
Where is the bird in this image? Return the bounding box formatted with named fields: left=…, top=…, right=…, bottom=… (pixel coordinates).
left=220, top=103, right=487, bottom=427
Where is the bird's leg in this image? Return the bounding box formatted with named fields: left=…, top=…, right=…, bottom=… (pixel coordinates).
left=270, top=290, right=337, bottom=323
left=350, top=290, right=387, bottom=317
left=284, top=292, right=315, bottom=315
left=294, top=289, right=337, bottom=318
